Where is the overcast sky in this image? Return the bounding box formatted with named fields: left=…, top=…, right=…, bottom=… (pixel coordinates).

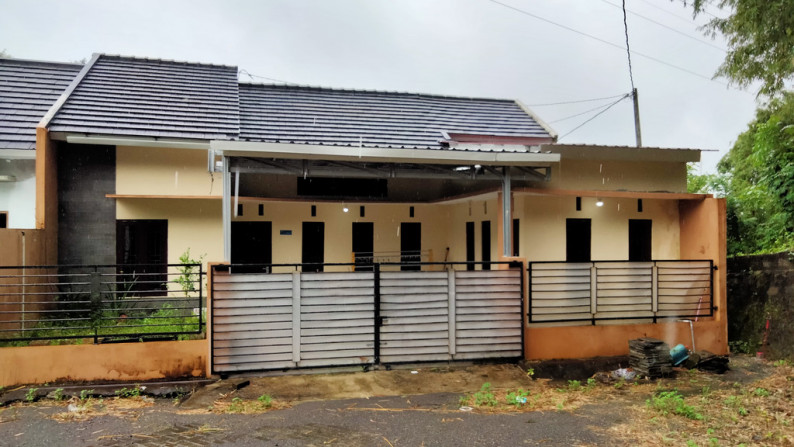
left=1, top=0, right=761, bottom=172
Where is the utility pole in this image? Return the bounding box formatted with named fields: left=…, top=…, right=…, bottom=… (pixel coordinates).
left=632, top=88, right=642, bottom=147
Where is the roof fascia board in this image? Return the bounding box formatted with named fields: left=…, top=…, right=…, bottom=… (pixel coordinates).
left=542, top=144, right=701, bottom=163
left=38, top=53, right=100, bottom=129
left=0, top=149, right=36, bottom=160
left=63, top=134, right=210, bottom=150
left=211, top=141, right=560, bottom=166
left=515, top=100, right=558, bottom=142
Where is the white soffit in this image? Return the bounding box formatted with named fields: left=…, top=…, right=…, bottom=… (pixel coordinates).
left=0, top=149, right=36, bottom=160
left=211, top=141, right=560, bottom=166
left=543, top=144, right=704, bottom=162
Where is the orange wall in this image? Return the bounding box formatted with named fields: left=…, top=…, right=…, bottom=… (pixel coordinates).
left=523, top=197, right=729, bottom=360
left=0, top=339, right=207, bottom=387
left=525, top=320, right=725, bottom=359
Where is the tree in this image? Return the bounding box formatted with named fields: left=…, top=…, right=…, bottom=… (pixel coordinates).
left=684, top=0, right=794, bottom=96
left=716, top=92, right=794, bottom=254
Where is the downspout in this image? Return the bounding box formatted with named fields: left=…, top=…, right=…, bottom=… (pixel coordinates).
left=21, top=231, right=26, bottom=330
left=502, top=167, right=512, bottom=257
left=222, top=156, right=231, bottom=262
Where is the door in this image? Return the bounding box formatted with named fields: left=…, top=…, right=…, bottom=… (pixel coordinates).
left=352, top=222, right=374, bottom=271
left=465, top=222, right=475, bottom=271
left=231, top=221, right=272, bottom=273
left=400, top=222, right=421, bottom=271
left=302, top=222, right=325, bottom=272
left=481, top=221, right=491, bottom=270
left=116, top=219, right=168, bottom=295
left=566, top=218, right=591, bottom=262
left=628, top=219, right=652, bottom=261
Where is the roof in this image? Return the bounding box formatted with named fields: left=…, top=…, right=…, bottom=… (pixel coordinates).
left=0, top=58, right=82, bottom=150
left=239, top=83, right=553, bottom=149
left=46, top=54, right=240, bottom=140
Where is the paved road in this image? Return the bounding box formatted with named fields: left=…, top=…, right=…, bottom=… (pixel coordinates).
left=2, top=393, right=614, bottom=446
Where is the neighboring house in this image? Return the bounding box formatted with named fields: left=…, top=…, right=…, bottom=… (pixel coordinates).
left=3, top=53, right=727, bottom=370
left=0, top=58, right=82, bottom=229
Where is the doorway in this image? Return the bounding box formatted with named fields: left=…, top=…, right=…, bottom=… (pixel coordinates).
left=352, top=222, right=374, bottom=271
left=566, top=218, right=591, bottom=262
left=302, top=222, right=325, bottom=272
left=400, top=222, right=421, bottom=271
left=628, top=219, right=652, bottom=261
left=231, top=221, right=272, bottom=273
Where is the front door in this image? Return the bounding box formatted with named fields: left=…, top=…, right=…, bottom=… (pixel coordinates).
left=302, top=222, right=325, bottom=272
left=400, top=222, right=421, bottom=271
left=352, top=222, right=374, bottom=271
left=231, top=221, right=272, bottom=272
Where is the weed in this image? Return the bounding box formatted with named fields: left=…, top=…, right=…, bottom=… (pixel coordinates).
left=585, top=378, right=596, bottom=391
left=754, top=387, right=770, bottom=397
left=228, top=397, right=244, bottom=413
left=709, top=437, right=720, bottom=446
left=614, top=379, right=626, bottom=390
left=567, top=380, right=582, bottom=391
left=738, top=407, right=749, bottom=416
left=686, top=440, right=698, bottom=447
left=556, top=400, right=564, bottom=411
left=728, top=340, right=755, bottom=354
left=79, top=389, right=93, bottom=401
left=257, top=394, right=272, bottom=409
left=526, top=368, right=535, bottom=379
left=25, top=388, right=37, bottom=402
left=52, top=388, right=65, bottom=401
left=701, top=385, right=712, bottom=397
left=473, top=383, right=497, bottom=407
left=505, top=389, right=530, bottom=407
left=646, top=390, right=703, bottom=420
left=458, top=395, right=470, bottom=406
left=773, top=359, right=790, bottom=367
left=115, top=386, right=142, bottom=398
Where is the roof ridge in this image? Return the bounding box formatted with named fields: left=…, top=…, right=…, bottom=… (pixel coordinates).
left=238, top=81, right=518, bottom=104
left=0, top=57, right=83, bottom=68
left=99, top=53, right=238, bottom=70
left=38, top=53, right=102, bottom=128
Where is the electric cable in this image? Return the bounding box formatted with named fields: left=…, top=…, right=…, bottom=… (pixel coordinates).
left=558, top=95, right=631, bottom=140
left=526, top=93, right=628, bottom=107
left=622, top=0, right=636, bottom=92
left=548, top=93, right=631, bottom=123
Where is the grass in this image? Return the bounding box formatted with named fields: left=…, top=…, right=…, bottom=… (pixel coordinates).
left=0, top=303, right=205, bottom=347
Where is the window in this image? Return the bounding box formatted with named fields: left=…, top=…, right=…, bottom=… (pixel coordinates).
left=116, top=220, right=168, bottom=296
left=0, top=212, right=7, bottom=228
left=481, top=221, right=491, bottom=270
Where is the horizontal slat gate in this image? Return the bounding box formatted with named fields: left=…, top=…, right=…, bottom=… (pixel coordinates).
left=212, top=267, right=524, bottom=373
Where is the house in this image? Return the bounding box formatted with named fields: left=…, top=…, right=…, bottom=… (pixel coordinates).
left=1, top=53, right=727, bottom=377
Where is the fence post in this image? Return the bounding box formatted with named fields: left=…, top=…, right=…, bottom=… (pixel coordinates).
left=90, top=269, right=102, bottom=344
left=447, top=269, right=456, bottom=357
left=652, top=263, right=659, bottom=323
left=374, top=263, right=381, bottom=365
left=590, top=263, right=597, bottom=326
left=291, top=271, right=301, bottom=365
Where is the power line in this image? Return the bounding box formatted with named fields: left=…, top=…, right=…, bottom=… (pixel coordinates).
left=559, top=95, right=631, bottom=140
left=601, top=0, right=726, bottom=52
left=526, top=93, right=629, bottom=107
left=548, top=93, right=631, bottom=123
left=621, top=0, right=636, bottom=92
left=485, top=0, right=728, bottom=86
left=238, top=69, right=295, bottom=85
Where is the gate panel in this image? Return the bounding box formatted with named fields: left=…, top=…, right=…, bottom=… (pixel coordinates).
left=212, top=272, right=295, bottom=372
left=380, top=271, right=452, bottom=363
left=298, top=272, right=375, bottom=367
left=454, top=270, right=523, bottom=360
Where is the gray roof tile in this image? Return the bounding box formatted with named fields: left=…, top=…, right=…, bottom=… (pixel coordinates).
left=47, top=55, right=240, bottom=140
left=239, top=84, right=552, bottom=149
left=0, top=58, right=82, bottom=150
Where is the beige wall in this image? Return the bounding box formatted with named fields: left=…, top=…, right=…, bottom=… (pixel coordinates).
left=116, top=198, right=223, bottom=267
left=547, top=159, right=687, bottom=193
left=515, top=194, right=680, bottom=262
left=116, top=146, right=218, bottom=197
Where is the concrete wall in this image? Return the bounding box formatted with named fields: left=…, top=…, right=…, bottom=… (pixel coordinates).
left=0, top=159, right=36, bottom=229
left=547, top=159, right=687, bottom=193
left=727, top=252, right=794, bottom=359
left=116, top=146, right=218, bottom=197
left=0, top=339, right=207, bottom=387
left=57, top=144, right=116, bottom=265
left=515, top=195, right=680, bottom=262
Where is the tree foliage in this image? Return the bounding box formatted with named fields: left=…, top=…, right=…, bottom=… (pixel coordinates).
left=709, top=92, right=794, bottom=255
left=684, top=0, right=794, bottom=96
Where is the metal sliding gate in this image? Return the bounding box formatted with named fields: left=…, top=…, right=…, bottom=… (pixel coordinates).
left=211, top=263, right=523, bottom=374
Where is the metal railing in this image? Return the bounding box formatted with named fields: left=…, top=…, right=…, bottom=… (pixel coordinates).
left=0, top=264, right=204, bottom=344
left=528, top=260, right=714, bottom=324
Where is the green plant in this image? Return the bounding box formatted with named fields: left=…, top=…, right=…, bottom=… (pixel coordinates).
left=79, top=389, right=93, bottom=401
left=25, top=388, right=37, bottom=402
left=458, top=395, right=470, bottom=406
left=754, top=387, right=770, bottom=397
left=738, top=407, right=749, bottom=416
left=52, top=388, right=65, bottom=401
left=473, top=382, right=497, bottom=407
left=229, top=396, right=244, bottom=413
left=773, top=359, right=790, bottom=367
left=505, top=389, right=530, bottom=407
left=567, top=380, right=582, bottom=391
left=116, top=386, right=142, bottom=398
left=686, top=440, right=698, bottom=447
left=585, top=378, right=596, bottom=390
left=646, top=390, right=703, bottom=420
left=728, top=340, right=756, bottom=354
left=614, top=379, right=626, bottom=390
left=526, top=368, right=535, bottom=378
left=176, top=249, right=205, bottom=297
left=257, top=394, right=272, bottom=409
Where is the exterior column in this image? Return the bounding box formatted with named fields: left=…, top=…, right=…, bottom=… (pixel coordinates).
left=502, top=167, right=512, bottom=257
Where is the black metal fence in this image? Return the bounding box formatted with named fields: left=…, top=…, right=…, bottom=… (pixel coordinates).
left=528, top=260, right=715, bottom=324
left=0, top=264, right=204, bottom=344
